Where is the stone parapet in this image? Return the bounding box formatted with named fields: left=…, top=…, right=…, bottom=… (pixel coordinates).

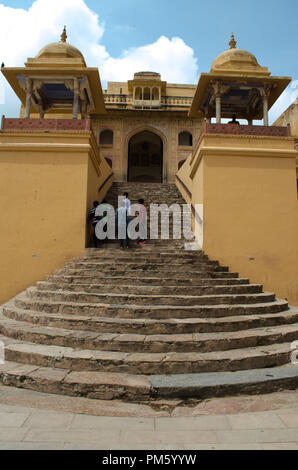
left=1, top=116, right=91, bottom=132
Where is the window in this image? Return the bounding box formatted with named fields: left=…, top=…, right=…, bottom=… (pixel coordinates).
left=143, top=87, right=151, bottom=100
left=178, top=131, right=193, bottom=146
left=99, top=129, right=113, bottom=145
left=135, top=87, right=142, bottom=100
left=152, top=87, right=159, bottom=100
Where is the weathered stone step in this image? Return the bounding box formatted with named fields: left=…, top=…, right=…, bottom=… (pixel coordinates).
left=1, top=310, right=297, bottom=353
left=64, top=260, right=223, bottom=271
left=0, top=361, right=151, bottom=401
left=83, top=251, right=207, bottom=260
left=15, top=296, right=288, bottom=319
left=0, top=335, right=292, bottom=375
left=56, top=269, right=236, bottom=279
left=68, top=259, right=216, bottom=268
left=27, top=288, right=275, bottom=307
left=1, top=359, right=298, bottom=401
left=47, top=275, right=250, bottom=287
left=4, top=304, right=298, bottom=336
left=150, top=365, right=298, bottom=399
left=36, top=281, right=262, bottom=296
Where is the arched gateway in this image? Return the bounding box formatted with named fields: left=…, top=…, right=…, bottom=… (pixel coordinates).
left=127, top=131, right=163, bottom=182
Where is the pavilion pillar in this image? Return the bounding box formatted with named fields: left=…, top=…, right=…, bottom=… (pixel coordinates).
left=73, top=78, right=79, bottom=119
left=215, top=95, right=221, bottom=123
left=25, top=78, right=32, bottom=119
left=260, top=87, right=271, bottom=126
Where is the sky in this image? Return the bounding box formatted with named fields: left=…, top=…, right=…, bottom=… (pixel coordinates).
left=0, top=0, right=297, bottom=122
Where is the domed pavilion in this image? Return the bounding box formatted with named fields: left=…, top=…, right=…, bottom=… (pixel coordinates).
left=1, top=27, right=106, bottom=118
left=189, top=33, right=291, bottom=125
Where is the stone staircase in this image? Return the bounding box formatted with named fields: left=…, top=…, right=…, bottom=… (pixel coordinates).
left=0, top=182, right=298, bottom=402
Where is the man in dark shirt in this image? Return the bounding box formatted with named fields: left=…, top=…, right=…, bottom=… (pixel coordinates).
left=88, top=201, right=99, bottom=247
left=228, top=114, right=240, bottom=124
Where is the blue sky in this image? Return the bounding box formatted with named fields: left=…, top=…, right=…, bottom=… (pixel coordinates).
left=0, top=0, right=297, bottom=120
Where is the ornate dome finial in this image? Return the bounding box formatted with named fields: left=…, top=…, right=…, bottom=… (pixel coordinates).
left=60, top=26, right=67, bottom=43
left=229, top=32, right=237, bottom=49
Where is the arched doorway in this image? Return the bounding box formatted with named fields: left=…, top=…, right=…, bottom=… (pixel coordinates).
left=127, top=131, right=163, bottom=182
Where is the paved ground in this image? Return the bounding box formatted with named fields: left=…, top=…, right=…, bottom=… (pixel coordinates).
left=0, top=386, right=298, bottom=449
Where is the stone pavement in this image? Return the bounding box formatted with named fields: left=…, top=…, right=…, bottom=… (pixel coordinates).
left=0, top=385, right=298, bottom=449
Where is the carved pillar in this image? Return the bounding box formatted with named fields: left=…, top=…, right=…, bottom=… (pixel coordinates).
left=25, top=77, right=32, bottom=119
left=215, top=95, right=221, bottom=124
left=211, top=81, right=223, bottom=124
left=260, top=86, right=271, bottom=126
left=73, top=78, right=79, bottom=119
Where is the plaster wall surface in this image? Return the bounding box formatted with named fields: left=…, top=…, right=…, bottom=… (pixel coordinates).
left=0, top=130, right=111, bottom=305
left=177, top=134, right=298, bottom=305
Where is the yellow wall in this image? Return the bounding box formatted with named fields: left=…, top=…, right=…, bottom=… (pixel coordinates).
left=177, top=133, right=298, bottom=305
left=273, top=100, right=298, bottom=137
left=0, top=130, right=113, bottom=305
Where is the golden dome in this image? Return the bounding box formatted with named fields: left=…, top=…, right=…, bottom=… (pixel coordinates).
left=34, top=27, right=86, bottom=65
left=210, top=33, right=270, bottom=76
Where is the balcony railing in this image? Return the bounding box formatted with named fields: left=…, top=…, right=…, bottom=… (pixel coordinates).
left=103, top=94, right=194, bottom=109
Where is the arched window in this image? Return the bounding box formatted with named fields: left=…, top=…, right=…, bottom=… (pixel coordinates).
left=99, top=129, right=113, bottom=145
left=105, top=158, right=112, bottom=168
left=178, top=131, right=193, bottom=146
left=135, top=87, right=142, bottom=100
left=152, top=87, right=159, bottom=100
left=143, top=87, right=151, bottom=100
left=178, top=159, right=186, bottom=170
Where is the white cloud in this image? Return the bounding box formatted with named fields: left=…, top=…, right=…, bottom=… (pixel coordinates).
left=100, top=36, right=198, bottom=84
left=0, top=0, right=198, bottom=117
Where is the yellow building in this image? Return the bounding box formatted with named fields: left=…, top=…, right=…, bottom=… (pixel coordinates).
left=0, top=29, right=297, bottom=306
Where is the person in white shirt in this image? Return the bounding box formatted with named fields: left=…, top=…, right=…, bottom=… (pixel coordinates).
left=116, top=199, right=129, bottom=248
left=123, top=192, right=130, bottom=215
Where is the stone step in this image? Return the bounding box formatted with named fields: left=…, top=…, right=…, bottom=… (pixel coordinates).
left=27, top=288, right=275, bottom=307
left=89, top=242, right=190, bottom=248
left=58, top=266, right=230, bottom=277
left=36, top=281, right=262, bottom=296
left=1, top=359, right=298, bottom=401
left=1, top=179, right=294, bottom=402
left=0, top=335, right=292, bottom=375
left=83, top=251, right=207, bottom=260
left=64, top=259, right=222, bottom=269
left=15, top=296, right=288, bottom=319
left=1, top=310, right=297, bottom=354
left=47, top=274, right=250, bottom=287
left=69, top=257, right=216, bottom=267
left=0, top=360, right=151, bottom=401
left=4, top=304, right=298, bottom=336
left=56, top=268, right=235, bottom=279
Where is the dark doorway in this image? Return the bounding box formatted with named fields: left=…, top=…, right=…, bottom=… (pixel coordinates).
left=128, top=131, right=163, bottom=182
